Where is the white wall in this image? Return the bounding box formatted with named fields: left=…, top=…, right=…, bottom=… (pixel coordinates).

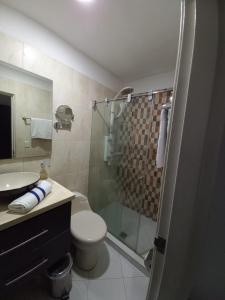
left=127, top=71, right=175, bottom=93
left=0, top=3, right=122, bottom=91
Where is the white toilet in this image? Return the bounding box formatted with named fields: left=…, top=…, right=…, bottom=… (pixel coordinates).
left=70, top=192, right=107, bottom=270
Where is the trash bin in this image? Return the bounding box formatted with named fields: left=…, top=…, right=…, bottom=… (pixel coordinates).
left=47, top=253, right=73, bottom=300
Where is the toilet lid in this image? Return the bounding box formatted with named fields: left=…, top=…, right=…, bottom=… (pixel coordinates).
left=71, top=211, right=107, bottom=243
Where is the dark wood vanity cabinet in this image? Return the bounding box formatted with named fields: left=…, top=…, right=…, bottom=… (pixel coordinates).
left=0, top=202, right=71, bottom=294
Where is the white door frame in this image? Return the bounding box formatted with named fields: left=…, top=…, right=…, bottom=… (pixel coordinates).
left=147, top=0, right=218, bottom=299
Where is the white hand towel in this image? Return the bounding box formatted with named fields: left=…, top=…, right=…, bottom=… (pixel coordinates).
left=8, top=180, right=52, bottom=214
left=167, top=108, right=171, bottom=134
left=156, top=109, right=167, bottom=168
left=31, top=118, right=52, bottom=140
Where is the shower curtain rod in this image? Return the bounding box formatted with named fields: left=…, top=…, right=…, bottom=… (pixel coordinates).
left=92, top=87, right=173, bottom=108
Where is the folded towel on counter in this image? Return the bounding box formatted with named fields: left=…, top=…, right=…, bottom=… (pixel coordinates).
left=8, top=180, right=52, bottom=214
left=156, top=109, right=168, bottom=168
left=31, top=118, right=52, bottom=140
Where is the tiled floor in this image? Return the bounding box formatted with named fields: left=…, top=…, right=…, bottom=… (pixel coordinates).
left=5, top=241, right=149, bottom=300
left=71, top=242, right=149, bottom=300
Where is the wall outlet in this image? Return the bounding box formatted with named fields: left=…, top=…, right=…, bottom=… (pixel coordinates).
left=24, top=140, right=31, bottom=148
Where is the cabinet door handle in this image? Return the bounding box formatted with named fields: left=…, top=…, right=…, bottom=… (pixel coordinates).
left=0, top=229, right=49, bottom=257
left=5, top=258, right=48, bottom=287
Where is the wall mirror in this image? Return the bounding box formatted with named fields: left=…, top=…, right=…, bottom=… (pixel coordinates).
left=0, top=61, right=53, bottom=160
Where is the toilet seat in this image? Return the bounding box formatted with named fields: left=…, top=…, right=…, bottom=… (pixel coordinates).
left=71, top=211, right=107, bottom=244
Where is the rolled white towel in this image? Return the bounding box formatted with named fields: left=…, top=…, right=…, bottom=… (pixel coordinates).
left=37, top=180, right=52, bottom=196
left=8, top=180, right=52, bottom=214
left=156, top=109, right=167, bottom=168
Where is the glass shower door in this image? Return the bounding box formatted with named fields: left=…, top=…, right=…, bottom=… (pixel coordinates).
left=88, top=90, right=172, bottom=257
left=88, top=100, right=124, bottom=242
left=88, top=96, right=152, bottom=253
left=112, top=98, right=148, bottom=251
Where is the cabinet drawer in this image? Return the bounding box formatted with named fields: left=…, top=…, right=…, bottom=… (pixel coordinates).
left=0, top=202, right=71, bottom=278
left=0, top=202, right=71, bottom=258
left=1, top=257, right=48, bottom=293
left=41, top=229, right=71, bottom=267
left=1, top=230, right=71, bottom=293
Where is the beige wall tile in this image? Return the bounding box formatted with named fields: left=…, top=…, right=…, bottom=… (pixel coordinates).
left=0, top=159, right=23, bottom=174
left=50, top=140, right=71, bottom=176
left=51, top=173, right=74, bottom=191
left=73, top=108, right=92, bottom=141
left=50, top=140, right=90, bottom=176
left=68, top=141, right=90, bottom=172
left=51, top=171, right=88, bottom=194
left=23, top=157, right=51, bottom=174
left=72, top=168, right=89, bottom=195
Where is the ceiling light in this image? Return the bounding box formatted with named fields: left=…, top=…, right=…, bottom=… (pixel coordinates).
left=76, top=0, right=94, bottom=4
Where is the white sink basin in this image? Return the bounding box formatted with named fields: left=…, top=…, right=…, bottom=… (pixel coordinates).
left=0, top=172, right=40, bottom=193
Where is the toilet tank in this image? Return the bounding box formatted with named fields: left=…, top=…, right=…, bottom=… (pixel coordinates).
left=71, top=192, right=91, bottom=216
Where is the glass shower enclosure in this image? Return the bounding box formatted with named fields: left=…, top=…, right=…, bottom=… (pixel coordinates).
left=88, top=91, right=171, bottom=258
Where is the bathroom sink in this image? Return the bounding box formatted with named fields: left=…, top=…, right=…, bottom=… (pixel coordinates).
left=0, top=172, right=40, bottom=198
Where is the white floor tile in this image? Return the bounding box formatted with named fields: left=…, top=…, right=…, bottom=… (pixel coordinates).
left=72, top=265, right=89, bottom=281
left=88, top=242, right=123, bottom=280
left=120, top=255, right=146, bottom=278
left=124, top=277, right=149, bottom=300
left=88, top=278, right=126, bottom=300
left=6, top=240, right=149, bottom=300
left=70, top=280, right=88, bottom=300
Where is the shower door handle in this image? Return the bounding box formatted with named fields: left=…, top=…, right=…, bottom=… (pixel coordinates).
left=154, top=236, right=166, bottom=254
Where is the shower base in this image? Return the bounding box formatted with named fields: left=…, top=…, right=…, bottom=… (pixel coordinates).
left=106, top=232, right=148, bottom=275
left=99, top=202, right=157, bottom=269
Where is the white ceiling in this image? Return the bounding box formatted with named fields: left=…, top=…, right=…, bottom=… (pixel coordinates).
left=0, top=0, right=181, bottom=82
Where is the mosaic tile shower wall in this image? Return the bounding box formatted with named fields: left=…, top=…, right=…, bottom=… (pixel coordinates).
left=114, top=90, right=172, bottom=220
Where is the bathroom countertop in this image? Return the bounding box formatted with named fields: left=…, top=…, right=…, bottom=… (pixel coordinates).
left=0, top=179, right=75, bottom=231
